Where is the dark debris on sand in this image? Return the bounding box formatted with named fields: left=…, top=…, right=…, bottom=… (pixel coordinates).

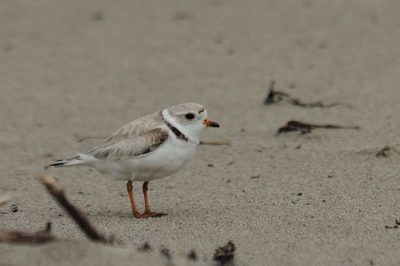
left=264, top=80, right=338, bottom=108
left=137, top=242, right=152, bottom=252
left=277, top=120, right=360, bottom=134
left=213, top=241, right=236, bottom=266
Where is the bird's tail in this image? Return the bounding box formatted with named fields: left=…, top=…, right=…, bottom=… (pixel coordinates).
left=47, top=153, right=94, bottom=168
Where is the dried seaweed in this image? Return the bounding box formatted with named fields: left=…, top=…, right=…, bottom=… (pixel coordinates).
left=264, top=80, right=338, bottom=108
left=277, top=120, right=360, bottom=134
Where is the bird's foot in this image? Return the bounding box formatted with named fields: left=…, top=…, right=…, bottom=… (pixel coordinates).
left=133, top=211, right=167, bottom=218
left=145, top=211, right=167, bottom=218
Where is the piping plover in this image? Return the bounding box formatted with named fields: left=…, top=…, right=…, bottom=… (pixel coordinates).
left=48, top=103, right=219, bottom=218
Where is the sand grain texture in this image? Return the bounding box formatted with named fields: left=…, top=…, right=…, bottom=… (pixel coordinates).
left=1, top=0, right=400, bottom=265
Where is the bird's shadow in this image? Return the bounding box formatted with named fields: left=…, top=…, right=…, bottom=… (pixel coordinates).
left=89, top=209, right=134, bottom=219
left=89, top=209, right=174, bottom=219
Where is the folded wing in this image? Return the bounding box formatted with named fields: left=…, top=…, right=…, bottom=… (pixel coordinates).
left=89, top=127, right=169, bottom=160
left=49, top=111, right=169, bottom=166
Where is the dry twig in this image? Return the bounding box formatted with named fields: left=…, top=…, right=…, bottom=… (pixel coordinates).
left=31, top=171, right=108, bottom=243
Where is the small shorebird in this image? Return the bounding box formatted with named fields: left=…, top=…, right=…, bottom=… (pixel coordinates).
left=48, top=103, right=219, bottom=218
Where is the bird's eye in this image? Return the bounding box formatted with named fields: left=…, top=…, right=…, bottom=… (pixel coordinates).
left=185, top=113, right=195, bottom=120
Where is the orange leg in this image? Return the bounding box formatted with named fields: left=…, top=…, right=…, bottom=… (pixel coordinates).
left=126, top=180, right=166, bottom=218
left=127, top=180, right=141, bottom=218
left=142, top=181, right=166, bottom=217
left=143, top=181, right=151, bottom=213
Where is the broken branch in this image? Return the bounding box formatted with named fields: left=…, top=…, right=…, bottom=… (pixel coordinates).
left=31, top=171, right=108, bottom=243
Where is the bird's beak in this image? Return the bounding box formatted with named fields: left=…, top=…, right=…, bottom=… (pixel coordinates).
left=203, top=118, right=220, bottom=128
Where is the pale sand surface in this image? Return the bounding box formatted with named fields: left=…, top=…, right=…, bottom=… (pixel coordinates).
left=1, top=0, right=400, bottom=265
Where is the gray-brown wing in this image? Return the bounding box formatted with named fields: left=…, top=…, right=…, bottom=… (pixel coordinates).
left=100, top=111, right=165, bottom=145
left=87, top=127, right=169, bottom=160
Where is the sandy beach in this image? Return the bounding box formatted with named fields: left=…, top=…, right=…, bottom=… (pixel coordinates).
left=1, top=0, right=400, bottom=265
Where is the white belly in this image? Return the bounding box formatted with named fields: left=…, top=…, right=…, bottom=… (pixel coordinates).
left=92, top=139, right=198, bottom=181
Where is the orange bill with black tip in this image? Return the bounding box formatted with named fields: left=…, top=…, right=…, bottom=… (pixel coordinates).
left=203, top=118, right=220, bottom=128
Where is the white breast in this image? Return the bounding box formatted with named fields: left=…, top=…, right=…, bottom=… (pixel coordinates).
left=94, top=136, right=198, bottom=182
left=133, top=137, right=197, bottom=181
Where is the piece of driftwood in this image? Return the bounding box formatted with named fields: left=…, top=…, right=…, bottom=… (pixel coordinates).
left=32, top=171, right=108, bottom=243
